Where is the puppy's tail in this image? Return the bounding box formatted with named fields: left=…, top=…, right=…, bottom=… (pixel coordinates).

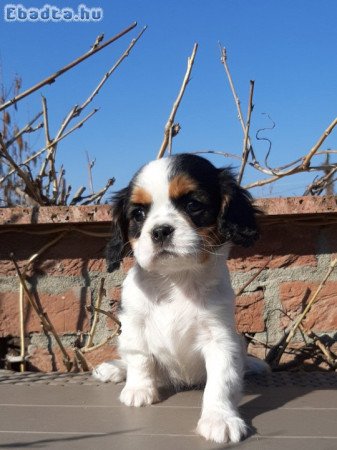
left=244, top=355, right=270, bottom=376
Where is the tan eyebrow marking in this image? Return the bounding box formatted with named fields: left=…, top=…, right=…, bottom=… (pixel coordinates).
left=169, top=174, right=198, bottom=199
left=130, top=186, right=152, bottom=204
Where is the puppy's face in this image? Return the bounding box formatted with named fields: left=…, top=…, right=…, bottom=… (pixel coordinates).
left=106, top=154, right=259, bottom=273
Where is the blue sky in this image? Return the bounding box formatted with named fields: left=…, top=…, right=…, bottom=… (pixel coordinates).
left=0, top=0, right=336, bottom=198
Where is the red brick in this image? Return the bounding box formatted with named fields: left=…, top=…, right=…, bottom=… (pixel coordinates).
left=235, top=290, right=265, bottom=333
left=246, top=341, right=268, bottom=360
left=256, top=196, right=337, bottom=216
left=28, top=342, right=118, bottom=372
left=28, top=347, right=55, bottom=372
left=121, top=257, right=134, bottom=273
left=108, top=287, right=121, bottom=303
left=82, top=343, right=119, bottom=370
left=35, top=256, right=106, bottom=276
left=0, top=205, right=112, bottom=226
left=0, top=232, right=108, bottom=276
left=30, top=288, right=90, bottom=334
left=0, top=288, right=90, bottom=336
left=280, top=281, right=337, bottom=332
left=229, top=224, right=317, bottom=271
left=0, top=292, right=20, bottom=336
left=104, top=288, right=121, bottom=329
left=28, top=346, right=76, bottom=372
left=326, top=227, right=337, bottom=261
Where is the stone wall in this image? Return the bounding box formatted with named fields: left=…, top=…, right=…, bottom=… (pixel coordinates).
left=0, top=197, right=336, bottom=371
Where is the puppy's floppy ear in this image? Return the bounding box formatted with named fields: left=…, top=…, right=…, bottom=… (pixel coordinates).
left=217, top=169, right=259, bottom=247
left=106, top=186, right=131, bottom=272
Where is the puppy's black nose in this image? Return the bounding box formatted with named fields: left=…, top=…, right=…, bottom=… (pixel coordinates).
left=151, top=224, right=174, bottom=244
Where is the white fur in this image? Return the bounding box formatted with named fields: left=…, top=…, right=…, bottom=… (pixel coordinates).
left=94, top=255, right=247, bottom=443
left=93, top=157, right=266, bottom=444
left=131, top=158, right=203, bottom=273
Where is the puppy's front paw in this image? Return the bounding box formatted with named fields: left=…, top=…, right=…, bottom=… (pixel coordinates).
left=120, top=385, right=159, bottom=407
left=92, top=361, right=126, bottom=383
left=197, top=411, right=247, bottom=444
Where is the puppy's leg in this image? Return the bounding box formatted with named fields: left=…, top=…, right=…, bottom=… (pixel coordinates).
left=119, top=353, right=159, bottom=407
left=197, top=334, right=247, bottom=444
left=118, top=318, right=159, bottom=407
left=93, top=359, right=126, bottom=383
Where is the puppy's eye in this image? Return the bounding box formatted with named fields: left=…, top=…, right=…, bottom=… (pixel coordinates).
left=186, top=200, right=204, bottom=214
left=131, top=207, right=146, bottom=222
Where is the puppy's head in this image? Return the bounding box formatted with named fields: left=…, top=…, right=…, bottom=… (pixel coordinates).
left=106, top=154, right=259, bottom=273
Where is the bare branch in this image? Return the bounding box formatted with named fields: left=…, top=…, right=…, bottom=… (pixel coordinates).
left=81, top=178, right=115, bottom=205
left=219, top=44, right=246, bottom=135
left=86, top=151, right=95, bottom=195
left=4, top=111, right=43, bottom=148
left=301, top=117, right=337, bottom=169
left=236, top=256, right=272, bottom=296
left=0, top=108, right=99, bottom=185
left=84, top=278, right=106, bottom=349
left=237, top=80, right=254, bottom=184
left=286, top=257, right=337, bottom=345
left=41, top=95, right=51, bottom=146
left=78, top=26, right=147, bottom=114
left=0, top=22, right=138, bottom=112
left=304, top=166, right=337, bottom=196
left=157, top=43, right=198, bottom=159
left=10, top=246, right=73, bottom=372
left=244, top=117, right=337, bottom=190
left=191, top=150, right=243, bottom=161
left=0, top=133, right=43, bottom=203
left=70, top=186, right=86, bottom=205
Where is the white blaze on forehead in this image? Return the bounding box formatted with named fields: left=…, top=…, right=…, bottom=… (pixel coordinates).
left=134, top=158, right=170, bottom=206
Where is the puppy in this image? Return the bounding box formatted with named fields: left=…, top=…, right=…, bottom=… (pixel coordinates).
left=94, top=153, right=260, bottom=444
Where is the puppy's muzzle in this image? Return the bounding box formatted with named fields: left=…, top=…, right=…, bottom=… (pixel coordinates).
left=151, top=224, right=175, bottom=245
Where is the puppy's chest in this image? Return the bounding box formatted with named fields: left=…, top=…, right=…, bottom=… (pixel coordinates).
left=144, top=289, right=204, bottom=361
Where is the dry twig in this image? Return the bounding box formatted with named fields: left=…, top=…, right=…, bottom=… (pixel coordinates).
left=219, top=45, right=247, bottom=137
left=10, top=248, right=73, bottom=372
left=286, top=257, right=337, bottom=345
left=266, top=258, right=337, bottom=368
left=157, top=43, right=198, bottom=159
left=237, top=80, right=255, bottom=184
left=0, top=22, right=137, bottom=112
left=235, top=256, right=272, bottom=296
left=244, top=116, right=337, bottom=190
left=84, top=278, right=106, bottom=349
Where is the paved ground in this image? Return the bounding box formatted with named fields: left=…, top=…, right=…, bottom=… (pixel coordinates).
left=0, top=371, right=336, bottom=450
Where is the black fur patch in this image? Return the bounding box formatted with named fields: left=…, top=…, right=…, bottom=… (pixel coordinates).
left=106, top=186, right=131, bottom=272
left=217, top=168, right=259, bottom=247
left=169, top=154, right=221, bottom=227
left=169, top=154, right=259, bottom=246
left=106, top=154, right=259, bottom=273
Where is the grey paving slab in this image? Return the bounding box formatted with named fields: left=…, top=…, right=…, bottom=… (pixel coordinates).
left=0, top=433, right=337, bottom=450
left=0, top=372, right=336, bottom=450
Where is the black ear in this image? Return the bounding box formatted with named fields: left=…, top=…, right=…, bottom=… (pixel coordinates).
left=217, top=169, right=259, bottom=247
left=106, top=186, right=131, bottom=272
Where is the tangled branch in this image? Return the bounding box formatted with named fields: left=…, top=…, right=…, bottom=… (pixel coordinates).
left=157, top=43, right=198, bottom=159
left=0, top=22, right=137, bottom=112
left=0, top=24, right=146, bottom=206
left=218, top=44, right=336, bottom=195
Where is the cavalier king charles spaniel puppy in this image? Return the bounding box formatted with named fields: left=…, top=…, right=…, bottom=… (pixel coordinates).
left=94, top=153, right=264, bottom=444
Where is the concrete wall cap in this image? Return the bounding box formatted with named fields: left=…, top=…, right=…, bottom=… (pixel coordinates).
left=0, top=196, right=337, bottom=226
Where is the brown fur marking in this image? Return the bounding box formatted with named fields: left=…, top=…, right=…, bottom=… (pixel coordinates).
left=130, top=186, right=152, bottom=205
left=169, top=174, right=198, bottom=199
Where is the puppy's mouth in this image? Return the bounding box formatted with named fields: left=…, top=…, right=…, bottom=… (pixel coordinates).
left=154, top=248, right=179, bottom=259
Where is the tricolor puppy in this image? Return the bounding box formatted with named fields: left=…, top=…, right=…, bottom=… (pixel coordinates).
left=94, top=153, right=260, bottom=444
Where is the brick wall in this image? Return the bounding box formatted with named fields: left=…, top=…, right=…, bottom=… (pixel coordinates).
left=0, top=197, right=337, bottom=372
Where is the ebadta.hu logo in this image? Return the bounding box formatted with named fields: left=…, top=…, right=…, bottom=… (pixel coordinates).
left=4, top=3, right=103, bottom=22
